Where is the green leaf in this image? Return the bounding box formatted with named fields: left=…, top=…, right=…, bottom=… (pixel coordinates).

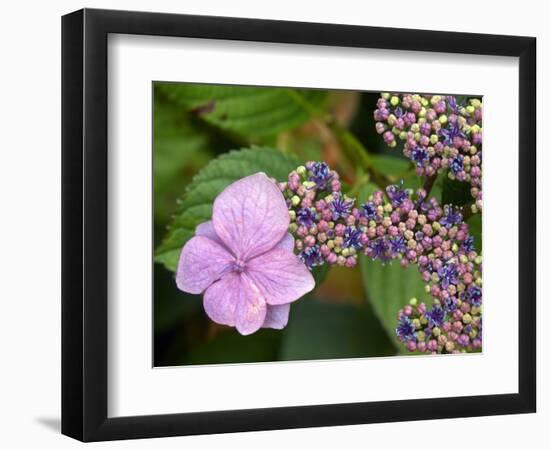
left=442, top=173, right=472, bottom=207
left=359, top=255, right=431, bottom=348
left=156, top=83, right=327, bottom=142
left=153, top=100, right=215, bottom=223
left=356, top=181, right=381, bottom=204
left=370, top=154, right=411, bottom=178
left=311, top=264, right=330, bottom=286
left=280, top=298, right=396, bottom=360
left=467, top=213, right=482, bottom=252
left=155, top=147, right=300, bottom=271
left=185, top=329, right=283, bottom=365
left=153, top=264, right=203, bottom=332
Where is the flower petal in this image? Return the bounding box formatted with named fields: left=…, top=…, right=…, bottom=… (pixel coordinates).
left=202, top=272, right=240, bottom=326
left=246, top=248, right=315, bottom=305
left=195, top=220, right=222, bottom=245
left=235, top=274, right=267, bottom=335
left=176, top=236, right=234, bottom=294
left=212, top=173, right=289, bottom=260
left=274, top=233, right=295, bottom=252
left=263, top=304, right=291, bottom=329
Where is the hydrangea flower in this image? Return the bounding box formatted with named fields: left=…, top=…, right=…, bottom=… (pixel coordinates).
left=308, top=161, right=333, bottom=189
left=280, top=161, right=482, bottom=354
left=176, top=173, right=315, bottom=335
left=329, top=193, right=353, bottom=220
left=373, top=93, right=483, bottom=213
left=296, top=207, right=317, bottom=227
left=396, top=316, right=416, bottom=341
left=440, top=122, right=466, bottom=146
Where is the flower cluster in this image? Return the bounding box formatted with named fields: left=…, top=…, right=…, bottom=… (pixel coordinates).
left=278, top=161, right=482, bottom=354
left=278, top=161, right=360, bottom=270
left=374, top=93, right=483, bottom=214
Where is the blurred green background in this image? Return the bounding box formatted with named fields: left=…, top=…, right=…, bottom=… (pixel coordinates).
left=152, top=82, right=480, bottom=366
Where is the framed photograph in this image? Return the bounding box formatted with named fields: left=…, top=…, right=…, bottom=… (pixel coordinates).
left=61, top=8, right=536, bottom=442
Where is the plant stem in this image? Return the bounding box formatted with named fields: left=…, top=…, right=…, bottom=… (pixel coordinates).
left=290, top=90, right=394, bottom=191
left=461, top=201, right=476, bottom=221
left=328, top=121, right=392, bottom=190
left=423, top=174, right=438, bottom=198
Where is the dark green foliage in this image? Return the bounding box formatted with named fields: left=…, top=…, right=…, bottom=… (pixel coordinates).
left=280, top=298, right=396, bottom=360
left=156, top=83, right=327, bottom=143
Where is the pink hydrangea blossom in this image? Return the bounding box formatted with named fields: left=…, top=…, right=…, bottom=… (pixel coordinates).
left=176, top=173, right=315, bottom=335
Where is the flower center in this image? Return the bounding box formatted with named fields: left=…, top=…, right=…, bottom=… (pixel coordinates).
left=233, top=259, right=246, bottom=273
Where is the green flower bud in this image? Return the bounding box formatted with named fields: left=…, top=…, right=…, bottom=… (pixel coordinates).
left=470, top=124, right=481, bottom=134
left=296, top=165, right=306, bottom=175
left=390, top=96, right=400, bottom=106
left=288, top=210, right=296, bottom=220
left=291, top=195, right=300, bottom=206
left=462, top=313, right=472, bottom=324
left=430, top=134, right=439, bottom=144
left=409, top=297, right=418, bottom=306
left=470, top=99, right=482, bottom=108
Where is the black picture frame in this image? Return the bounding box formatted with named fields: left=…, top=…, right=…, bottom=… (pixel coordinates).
left=62, top=8, right=536, bottom=442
